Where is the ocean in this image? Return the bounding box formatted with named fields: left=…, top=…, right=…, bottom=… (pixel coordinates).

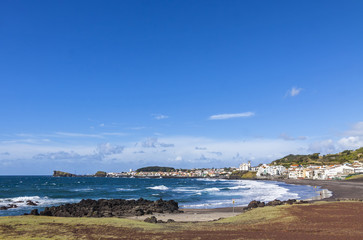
left=0, top=176, right=323, bottom=216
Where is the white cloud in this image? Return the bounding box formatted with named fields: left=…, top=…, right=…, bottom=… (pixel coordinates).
left=152, top=114, right=169, bottom=120
left=140, top=137, right=174, bottom=148
left=279, top=133, right=307, bottom=141
left=337, top=136, right=363, bottom=150
left=308, top=139, right=336, bottom=154
left=55, top=132, right=104, bottom=138
left=102, top=132, right=127, bottom=136
left=286, top=87, right=303, bottom=97
left=96, top=143, right=124, bottom=156
left=209, top=112, right=255, bottom=120
left=195, top=147, right=207, bottom=150
left=344, top=122, right=363, bottom=136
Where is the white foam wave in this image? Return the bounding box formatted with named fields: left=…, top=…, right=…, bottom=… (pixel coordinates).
left=228, top=185, right=248, bottom=190
left=182, top=199, right=232, bottom=208
left=0, top=196, right=77, bottom=209
left=203, top=187, right=220, bottom=192
left=173, top=187, right=200, bottom=192
left=71, top=188, right=94, bottom=192
left=147, top=185, right=169, bottom=190
left=195, top=178, right=230, bottom=182
left=116, top=188, right=137, bottom=191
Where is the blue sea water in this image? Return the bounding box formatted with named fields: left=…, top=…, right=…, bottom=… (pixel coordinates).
left=0, top=176, right=323, bottom=216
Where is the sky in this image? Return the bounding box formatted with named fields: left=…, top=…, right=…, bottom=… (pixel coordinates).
left=1, top=0, right=363, bottom=175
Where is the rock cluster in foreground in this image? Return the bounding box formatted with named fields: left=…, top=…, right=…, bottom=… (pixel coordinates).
left=244, top=199, right=309, bottom=210
left=27, top=198, right=181, bottom=217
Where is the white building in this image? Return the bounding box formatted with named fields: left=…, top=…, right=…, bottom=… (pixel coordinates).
left=239, top=161, right=251, bottom=171
left=256, top=164, right=286, bottom=177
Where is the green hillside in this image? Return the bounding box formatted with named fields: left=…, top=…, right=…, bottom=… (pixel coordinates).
left=271, top=147, right=363, bottom=167
left=136, top=166, right=175, bottom=172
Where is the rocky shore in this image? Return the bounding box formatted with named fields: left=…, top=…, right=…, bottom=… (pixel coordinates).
left=25, top=198, right=181, bottom=217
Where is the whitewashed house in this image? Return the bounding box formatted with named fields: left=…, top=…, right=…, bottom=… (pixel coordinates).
left=325, top=165, right=355, bottom=179
left=239, top=161, right=251, bottom=171
left=257, top=164, right=286, bottom=177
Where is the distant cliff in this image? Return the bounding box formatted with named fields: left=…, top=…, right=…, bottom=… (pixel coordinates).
left=53, top=170, right=107, bottom=177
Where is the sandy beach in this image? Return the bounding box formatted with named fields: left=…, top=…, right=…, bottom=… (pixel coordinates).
left=279, top=178, right=363, bottom=201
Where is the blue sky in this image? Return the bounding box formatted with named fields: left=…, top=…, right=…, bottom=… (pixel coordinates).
left=1, top=0, right=363, bottom=174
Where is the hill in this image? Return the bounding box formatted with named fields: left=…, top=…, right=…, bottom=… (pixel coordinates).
left=136, top=166, right=175, bottom=172
left=271, top=147, right=363, bottom=167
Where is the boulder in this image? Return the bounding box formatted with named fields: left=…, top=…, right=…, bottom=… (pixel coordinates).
left=26, top=200, right=38, bottom=206
left=266, top=199, right=283, bottom=206
left=144, top=216, right=158, bottom=223
left=247, top=200, right=260, bottom=209
left=30, top=209, right=39, bottom=216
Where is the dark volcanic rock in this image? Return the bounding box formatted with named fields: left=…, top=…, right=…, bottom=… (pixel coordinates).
left=31, top=198, right=180, bottom=218
left=266, top=199, right=283, bottom=206
left=0, top=204, right=18, bottom=210
left=247, top=200, right=261, bottom=209
left=246, top=199, right=309, bottom=211
left=30, top=209, right=39, bottom=215
left=285, top=199, right=297, bottom=205
left=26, top=200, right=38, bottom=206
left=144, top=216, right=158, bottom=223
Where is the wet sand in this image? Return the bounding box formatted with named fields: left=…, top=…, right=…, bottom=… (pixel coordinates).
left=278, top=178, right=363, bottom=201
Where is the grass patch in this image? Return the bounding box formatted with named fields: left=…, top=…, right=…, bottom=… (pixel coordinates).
left=217, top=204, right=296, bottom=224
left=0, top=216, right=165, bottom=239
left=345, top=174, right=363, bottom=180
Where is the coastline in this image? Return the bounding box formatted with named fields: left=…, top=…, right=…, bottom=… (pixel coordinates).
left=276, top=178, right=363, bottom=201
left=127, top=178, right=363, bottom=222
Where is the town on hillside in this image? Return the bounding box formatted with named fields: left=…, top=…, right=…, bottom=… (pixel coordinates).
left=106, top=159, right=363, bottom=180
left=55, top=148, right=363, bottom=181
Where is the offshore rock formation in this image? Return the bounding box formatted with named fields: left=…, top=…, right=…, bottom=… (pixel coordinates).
left=53, top=171, right=77, bottom=177
left=27, top=198, right=181, bottom=217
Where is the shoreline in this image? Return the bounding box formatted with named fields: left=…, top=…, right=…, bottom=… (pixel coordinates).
left=276, top=178, right=363, bottom=201
left=128, top=178, right=363, bottom=222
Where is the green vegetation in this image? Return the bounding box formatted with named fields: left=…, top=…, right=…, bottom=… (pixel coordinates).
left=0, top=215, right=164, bottom=239
left=229, top=170, right=257, bottom=179
left=136, top=166, right=175, bottom=172
left=217, top=203, right=295, bottom=224
left=94, top=171, right=107, bottom=177
left=271, top=147, right=363, bottom=167
left=345, top=174, right=363, bottom=180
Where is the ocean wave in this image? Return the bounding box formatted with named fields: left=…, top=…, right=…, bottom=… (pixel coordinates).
left=0, top=196, right=76, bottom=209
left=181, top=199, right=232, bottom=208
left=227, top=185, right=249, bottom=190
left=116, top=188, right=138, bottom=191
left=147, top=185, right=169, bottom=190
left=173, top=187, right=200, bottom=192
left=70, top=188, right=94, bottom=192
left=194, top=178, right=230, bottom=182
left=203, top=187, right=220, bottom=192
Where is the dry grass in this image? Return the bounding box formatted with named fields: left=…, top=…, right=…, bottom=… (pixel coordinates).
left=1, top=201, right=363, bottom=239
